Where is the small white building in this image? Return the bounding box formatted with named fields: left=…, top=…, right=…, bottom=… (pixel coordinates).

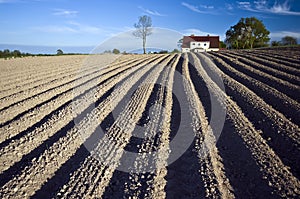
left=181, top=35, right=220, bottom=52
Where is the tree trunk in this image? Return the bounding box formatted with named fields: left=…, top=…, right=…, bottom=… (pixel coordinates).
left=143, top=36, right=146, bottom=54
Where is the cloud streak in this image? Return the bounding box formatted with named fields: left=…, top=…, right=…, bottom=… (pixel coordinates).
left=181, top=2, right=215, bottom=14
left=138, top=6, right=166, bottom=16
left=53, top=9, right=78, bottom=17
left=237, top=0, right=300, bottom=16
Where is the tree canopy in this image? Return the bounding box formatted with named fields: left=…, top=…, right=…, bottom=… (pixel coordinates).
left=0, top=49, right=31, bottom=59
left=281, top=36, right=298, bottom=46
left=225, top=17, right=270, bottom=49
left=112, top=48, right=120, bottom=54
left=133, top=15, right=152, bottom=54
left=57, top=49, right=64, bottom=55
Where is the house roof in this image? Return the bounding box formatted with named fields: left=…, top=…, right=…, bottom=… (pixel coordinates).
left=181, top=35, right=219, bottom=48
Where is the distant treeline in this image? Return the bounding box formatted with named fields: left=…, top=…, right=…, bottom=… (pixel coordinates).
left=0, top=49, right=32, bottom=59
left=0, top=49, right=89, bottom=59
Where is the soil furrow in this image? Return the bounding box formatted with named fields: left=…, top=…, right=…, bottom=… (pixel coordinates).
left=164, top=54, right=206, bottom=199
left=54, top=55, right=172, bottom=199
left=208, top=53, right=300, bottom=126
left=0, top=54, right=143, bottom=107
left=224, top=50, right=300, bottom=76
left=0, top=56, right=153, bottom=176
left=189, top=52, right=300, bottom=198
left=0, top=55, right=168, bottom=199
left=251, top=49, right=300, bottom=66
left=184, top=53, right=234, bottom=198
left=147, top=55, right=179, bottom=199
left=0, top=56, right=87, bottom=91
left=122, top=55, right=174, bottom=199
left=0, top=56, right=155, bottom=144
left=212, top=52, right=300, bottom=102
left=218, top=51, right=300, bottom=85
left=198, top=53, right=300, bottom=178
left=0, top=56, right=149, bottom=124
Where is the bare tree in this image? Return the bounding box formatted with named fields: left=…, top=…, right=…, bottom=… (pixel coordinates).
left=133, top=15, right=152, bottom=54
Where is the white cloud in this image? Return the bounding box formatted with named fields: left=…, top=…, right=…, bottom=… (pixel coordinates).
left=226, top=3, right=234, bottom=11
left=254, top=0, right=267, bottom=10
left=237, top=0, right=300, bottom=15
left=199, top=5, right=214, bottom=9
left=138, top=6, right=166, bottom=16
left=53, top=9, right=78, bottom=17
left=181, top=2, right=216, bottom=14
left=237, top=1, right=254, bottom=11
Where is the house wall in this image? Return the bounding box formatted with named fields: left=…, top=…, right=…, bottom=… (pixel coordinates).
left=190, top=41, right=210, bottom=50
left=182, top=41, right=219, bottom=52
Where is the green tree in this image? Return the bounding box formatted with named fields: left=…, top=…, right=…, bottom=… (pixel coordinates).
left=133, top=15, right=152, bottom=54
left=103, top=50, right=112, bottom=54
left=171, top=49, right=180, bottom=53
left=3, top=49, right=10, bottom=58
left=225, top=17, right=270, bottom=49
left=112, top=48, right=120, bottom=54
left=159, top=50, right=168, bottom=54
left=219, top=41, right=226, bottom=48
left=57, top=49, right=63, bottom=55
left=281, top=36, right=297, bottom=46
left=13, top=50, right=21, bottom=57
left=177, top=38, right=183, bottom=49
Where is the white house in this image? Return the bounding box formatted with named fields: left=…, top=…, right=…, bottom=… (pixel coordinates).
left=181, top=35, right=220, bottom=52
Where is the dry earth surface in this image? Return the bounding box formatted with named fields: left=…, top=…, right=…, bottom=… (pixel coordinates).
left=0, top=47, right=299, bottom=198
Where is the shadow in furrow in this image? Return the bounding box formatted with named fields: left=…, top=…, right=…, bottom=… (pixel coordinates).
left=217, top=119, right=280, bottom=198
left=0, top=59, right=144, bottom=149
left=30, top=58, right=163, bottom=198
left=223, top=52, right=300, bottom=86
left=0, top=64, right=106, bottom=115
left=223, top=84, right=300, bottom=178
left=210, top=55, right=300, bottom=125
left=215, top=54, right=300, bottom=103
left=236, top=53, right=300, bottom=80
left=200, top=53, right=300, bottom=178
left=186, top=54, right=212, bottom=125
left=103, top=56, right=172, bottom=198
left=0, top=62, right=127, bottom=129
left=165, top=55, right=205, bottom=199
left=0, top=85, right=115, bottom=189
left=187, top=53, right=277, bottom=198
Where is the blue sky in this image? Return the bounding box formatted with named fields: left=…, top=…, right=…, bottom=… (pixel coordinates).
left=0, top=0, right=300, bottom=53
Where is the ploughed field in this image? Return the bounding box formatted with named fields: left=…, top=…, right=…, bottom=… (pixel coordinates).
left=0, top=48, right=299, bottom=198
